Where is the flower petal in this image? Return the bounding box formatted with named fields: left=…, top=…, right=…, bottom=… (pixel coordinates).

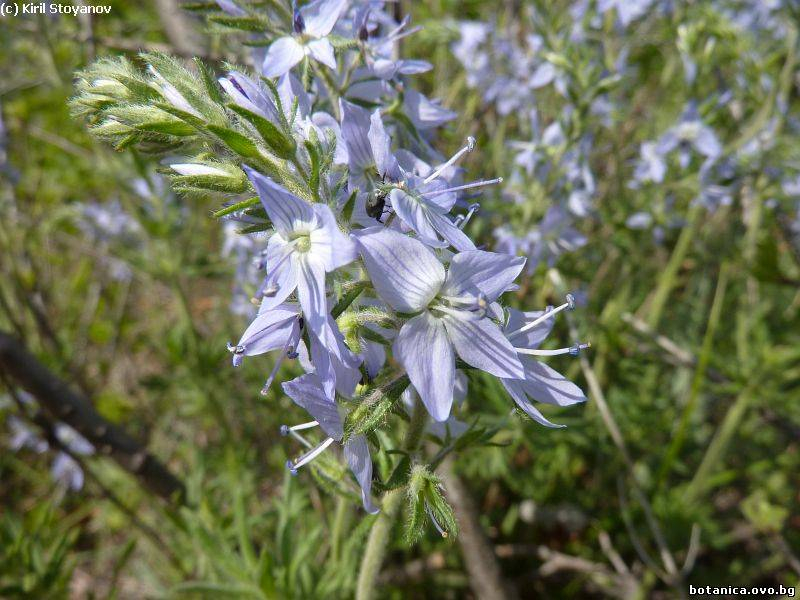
left=344, top=435, right=380, bottom=514
left=353, top=227, right=445, bottom=313
left=296, top=255, right=330, bottom=345
left=306, top=38, right=337, bottom=70
left=233, top=306, right=299, bottom=366
left=258, top=235, right=300, bottom=311
left=427, top=211, right=477, bottom=252
left=282, top=373, right=344, bottom=439
left=393, top=312, right=454, bottom=422
left=369, top=110, right=399, bottom=180
left=389, top=189, right=445, bottom=248
left=340, top=100, right=375, bottom=178
left=310, top=203, right=358, bottom=270
left=262, top=36, right=305, bottom=78
left=443, top=314, right=524, bottom=379
left=502, top=379, right=565, bottom=428
left=300, top=0, right=347, bottom=37
left=243, top=166, right=316, bottom=237
left=442, top=250, right=525, bottom=303
left=517, top=358, right=587, bottom=406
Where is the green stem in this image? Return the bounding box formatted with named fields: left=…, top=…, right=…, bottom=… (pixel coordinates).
left=355, top=399, right=427, bottom=600
left=656, top=262, right=729, bottom=487
left=646, top=203, right=703, bottom=329
left=330, top=494, right=348, bottom=564
left=684, top=386, right=753, bottom=504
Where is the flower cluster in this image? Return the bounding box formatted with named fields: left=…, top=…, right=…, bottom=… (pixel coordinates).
left=72, top=0, right=587, bottom=516
left=451, top=0, right=800, bottom=253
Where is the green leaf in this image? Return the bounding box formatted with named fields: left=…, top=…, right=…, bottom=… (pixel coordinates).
left=343, top=376, right=409, bottom=442
left=207, top=125, right=262, bottom=159
left=341, top=190, right=357, bottom=223
left=195, top=58, right=225, bottom=105
left=227, top=103, right=296, bottom=160
left=212, top=196, right=260, bottom=218
left=331, top=281, right=367, bottom=319
left=136, top=121, right=196, bottom=136
left=303, top=140, right=321, bottom=200
left=154, top=102, right=207, bottom=129
left=384, top=455, right=411, bottom=490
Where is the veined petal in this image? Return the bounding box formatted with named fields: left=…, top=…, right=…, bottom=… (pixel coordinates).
left=309, top=330, right=359, bottom=399
left=340, top=100, right=375, bottom=176
left=233, top=307, right=300, bottom=366
left=262, top=36, right=305, bottom=78
left=243, top=166, right=316, bottom=236
left=310, top=204, right=358, bottom=270
left=306, top=38, right=337, bottom=70
left=297, top=256, right=330, bottom=346
left=353, top=227, right=445, bottom=313
left=389, top=189, right=445, bottom=248
left=517, top=358, right=587, bottom=406
left=394, top=312, right=455, bottom=422
left=300, top=0, right=347, bottom=37
left=427, top=211, right=477, bottom=252
left=277, top=73, right=311, bottom=119
left=344, top=435, right=380, bottom=514
left=403, top=89, right=457, bottom=129
left=259, top=235, right=300, bottom=311
left=442, top=250, right=525, bottom=303
left=369, top=110, right=399, bottom=180
left=502, top=379, right=565, bottom=428
left=443, top=314, right=524, bottom=379
left=282, top=373, right=344, bottom=439
left=220, top=71, right=279, bottom=121
left=362, top=340, right=386, bottom=380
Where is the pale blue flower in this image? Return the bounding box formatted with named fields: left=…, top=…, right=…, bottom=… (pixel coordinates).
left=243, top=166, right=357, bottom=356
left=281, top=373, right=379, bottom=513
left=262, top=0, right=348, bottom=78
left=354, top=228, right=526, bottom=421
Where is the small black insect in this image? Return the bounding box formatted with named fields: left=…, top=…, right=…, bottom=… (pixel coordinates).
left=366, top=188, right=388, bottom=221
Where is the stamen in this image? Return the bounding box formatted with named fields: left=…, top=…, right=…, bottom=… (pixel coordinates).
left=426, top=504, right=448, bottom=538
left=430, top=304, right=485, bottom=321
left=260, top=319, right=302, bottom=395
left=286, top=437, right=335, bottom=474
left=286, top=420, right=319, bottom=432
left=423, top=136, right=477, bottom=184
left=505, top=295, right=574, bottom=341
left=421, top=177, right=503, bottom=198
left=456, top=203, right=480, bottom=230
left=227, top=343, right=245, bottom=355
left=280, top=421, right=319, bottom=448
left=438, top=292, right=487, bottom=314
left=515, top=342, right=591, bottom=356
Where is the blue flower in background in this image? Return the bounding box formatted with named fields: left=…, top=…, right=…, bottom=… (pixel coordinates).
left=262, top=0, right=348, bottom=78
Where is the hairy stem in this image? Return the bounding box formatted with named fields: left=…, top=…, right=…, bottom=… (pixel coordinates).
left=356, top=399, right=427, bottom=600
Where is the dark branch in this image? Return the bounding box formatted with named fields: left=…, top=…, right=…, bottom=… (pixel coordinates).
left=0, top=331, right=185, bottom=503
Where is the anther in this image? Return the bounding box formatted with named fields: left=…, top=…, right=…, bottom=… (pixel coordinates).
left=280, top=425, right=290, bottom=436
left=566, top=293, right=576, bottom=310
left=569, top=342, right=591, bottom=356
left=227, top=343, right=245, bottom=355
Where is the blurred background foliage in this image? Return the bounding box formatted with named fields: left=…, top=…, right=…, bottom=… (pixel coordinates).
left=1, top=0, right=799, bottom=598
